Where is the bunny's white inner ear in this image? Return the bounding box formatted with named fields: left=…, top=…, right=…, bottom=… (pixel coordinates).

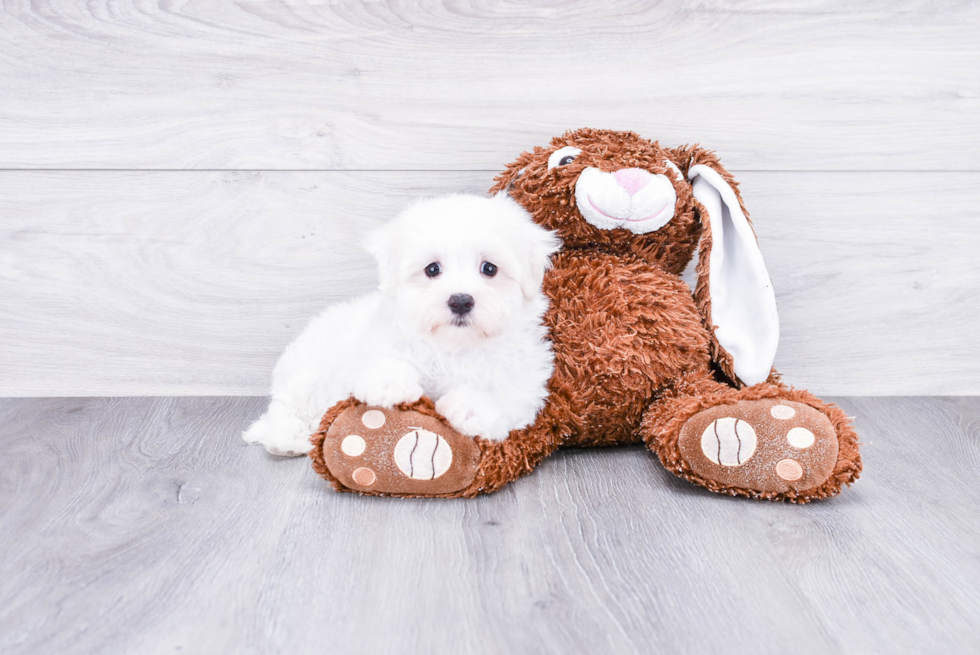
left=688, top=164, right=779, bottom=386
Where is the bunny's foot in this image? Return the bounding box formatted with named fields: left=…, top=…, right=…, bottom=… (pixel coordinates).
left=310, top=398, right=482, bottom=497
left=642, top=382, right=861, bottom=502
left=311, top=397, right=566, bottom=498
left=677, top=399, right=838, bottom=493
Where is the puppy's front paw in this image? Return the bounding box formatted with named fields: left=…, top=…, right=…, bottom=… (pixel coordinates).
left=243, top=414, right=313, bottom=457
left=436, top=389, right=511, bottom=441
left=352, top=359, right=424, bottom=408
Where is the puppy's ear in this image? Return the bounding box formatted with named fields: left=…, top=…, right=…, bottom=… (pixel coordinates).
left=494, top=193, right=561, bottom=301
left=363, top=221, right=398, bottom=293
left=679, top=146, right=779, bottom=387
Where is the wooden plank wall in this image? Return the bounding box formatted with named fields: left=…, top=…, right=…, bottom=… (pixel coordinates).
left=1, top=1, right=978, bottom=396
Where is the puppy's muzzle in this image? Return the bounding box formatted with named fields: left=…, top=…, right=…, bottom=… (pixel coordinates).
left=448, top=293, right=475, bottom=316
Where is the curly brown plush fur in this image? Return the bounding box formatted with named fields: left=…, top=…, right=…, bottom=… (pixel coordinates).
left=311, top=128, right=861, bottom=502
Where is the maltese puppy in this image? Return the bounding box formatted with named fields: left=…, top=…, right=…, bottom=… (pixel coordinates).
left=243, top=193, right=561, bottom=456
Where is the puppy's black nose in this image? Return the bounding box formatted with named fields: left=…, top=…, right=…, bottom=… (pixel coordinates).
left=448, top=293, right=475, bottom=316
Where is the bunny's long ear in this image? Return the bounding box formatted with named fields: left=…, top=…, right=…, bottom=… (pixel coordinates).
left=671, top=147, right=779, bottom=386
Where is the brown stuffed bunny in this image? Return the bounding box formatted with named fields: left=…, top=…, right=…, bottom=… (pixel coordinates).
left=310, top=128, right=861, bottom=502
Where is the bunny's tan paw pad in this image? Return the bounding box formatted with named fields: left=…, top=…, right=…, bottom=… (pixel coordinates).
left=677, top=400, right=838, bottom=494
left=318, top=405, right=480, bottom=496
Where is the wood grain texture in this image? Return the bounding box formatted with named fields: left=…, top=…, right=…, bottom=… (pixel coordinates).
left=2, top=170, right=977, bottom=396
left=0, top=0, right=977, bottom=170
left=0, top=396, right=978, bottom=654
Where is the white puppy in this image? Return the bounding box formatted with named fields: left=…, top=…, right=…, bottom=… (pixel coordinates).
left=243, top=194, right=561, bottom=456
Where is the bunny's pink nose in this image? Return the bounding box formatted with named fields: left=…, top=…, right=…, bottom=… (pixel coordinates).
left=613, top=168, right=653, bottom=196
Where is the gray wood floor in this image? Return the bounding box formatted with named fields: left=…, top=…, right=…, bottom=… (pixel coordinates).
left=1, top=396, right=977, bottom=655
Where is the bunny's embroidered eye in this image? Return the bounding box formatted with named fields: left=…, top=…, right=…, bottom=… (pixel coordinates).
left=481, top=262, right=498, bottom=277
left=425, top=262, right=441, bottom=278
left=547, top=146, right=582, bottom=170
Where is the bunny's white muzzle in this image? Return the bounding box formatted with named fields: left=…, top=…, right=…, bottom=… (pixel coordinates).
left=574, top=166, right=677, bottom=234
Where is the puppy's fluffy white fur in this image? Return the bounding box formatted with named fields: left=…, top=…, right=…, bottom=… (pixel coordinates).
left=243, top=193, right=560, bottom=456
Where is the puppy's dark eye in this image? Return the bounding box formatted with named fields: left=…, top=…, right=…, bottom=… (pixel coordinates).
left=425, top=262, right=441, bottom=278
left=558, top=155, right=575, bottom=166
left=481, top=262, right=498, bottom=277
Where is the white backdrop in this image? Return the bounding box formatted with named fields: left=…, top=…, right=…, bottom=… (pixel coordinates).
left=1, top=1, right=977, bottom=395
